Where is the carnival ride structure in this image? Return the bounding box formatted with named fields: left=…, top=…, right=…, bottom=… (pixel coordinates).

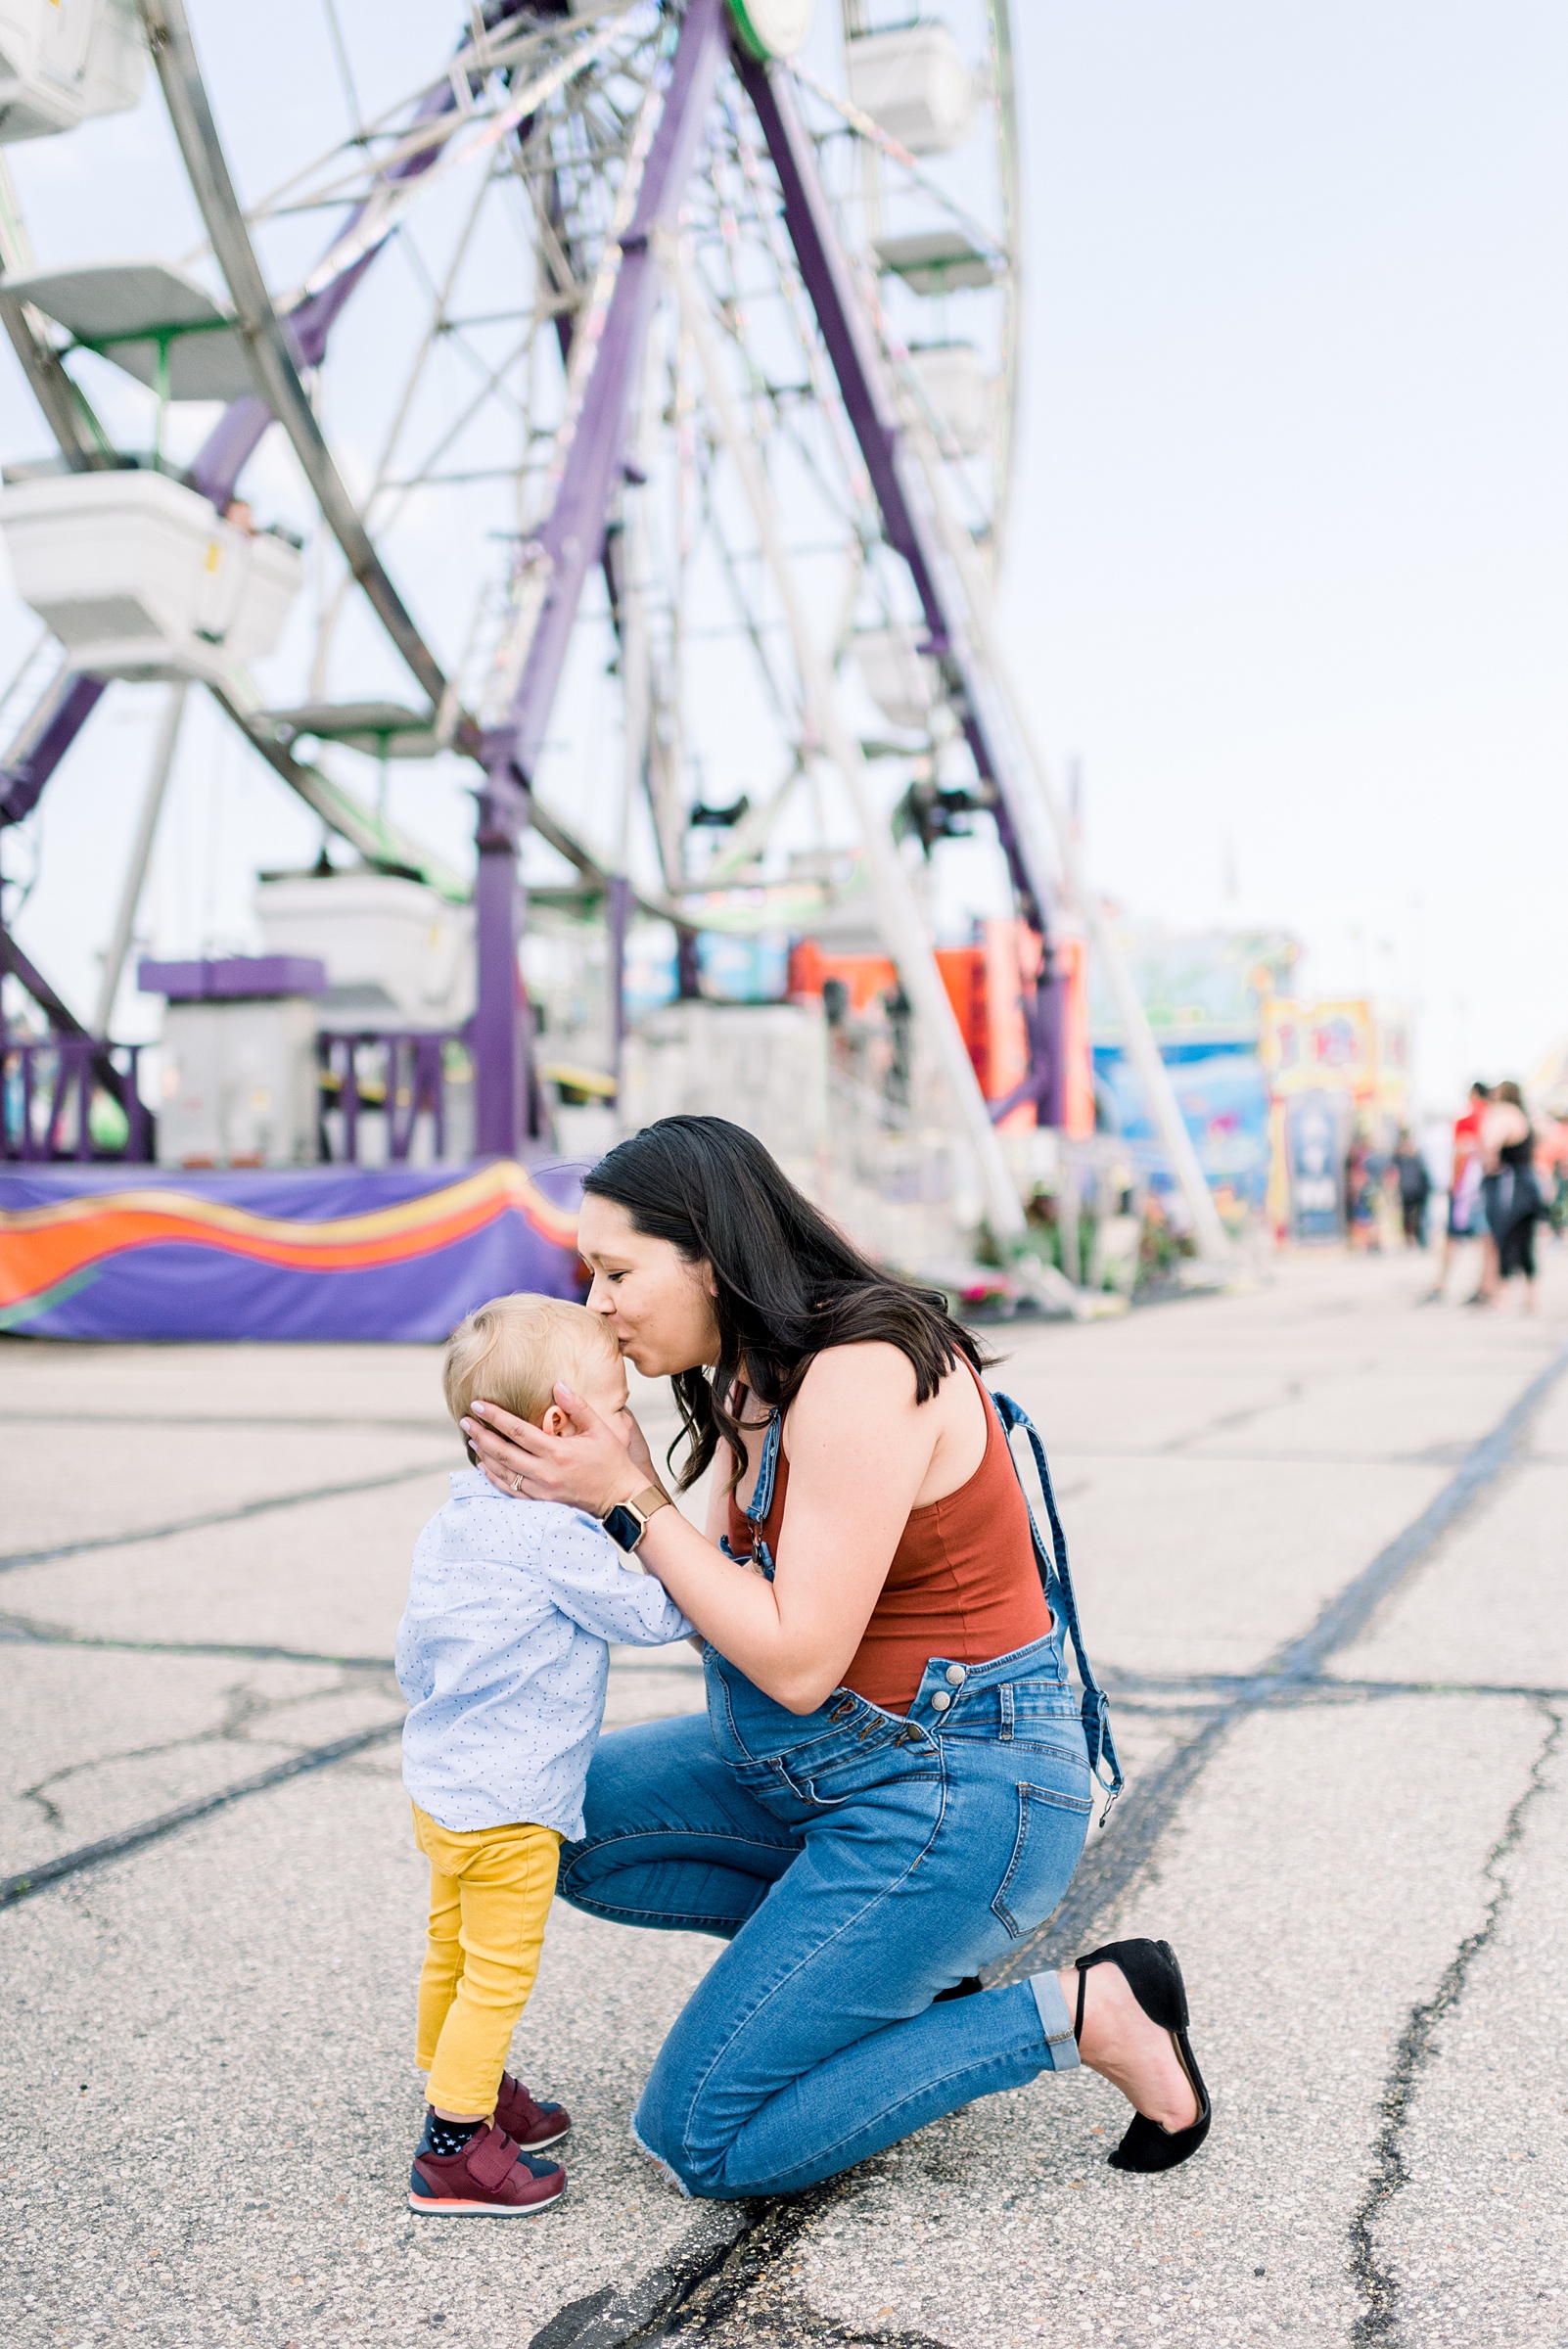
left=0, top=0, right=1223, bottom=1338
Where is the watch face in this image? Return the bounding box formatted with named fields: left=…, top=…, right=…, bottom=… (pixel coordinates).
left=726, top=0, right=814, bottom=65
left=604, top=1503, right=642, bottom=1552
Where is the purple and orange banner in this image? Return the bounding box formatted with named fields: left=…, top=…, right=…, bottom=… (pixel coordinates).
left=0, top=1161, right=585, bottom=1342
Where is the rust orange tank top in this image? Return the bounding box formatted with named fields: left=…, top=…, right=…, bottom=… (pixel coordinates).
left=725, top=1360, right=1051, bottom=1714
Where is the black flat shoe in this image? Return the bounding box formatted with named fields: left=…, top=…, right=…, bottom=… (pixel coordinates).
left=1075, top=1937, right=1212, bottom=2173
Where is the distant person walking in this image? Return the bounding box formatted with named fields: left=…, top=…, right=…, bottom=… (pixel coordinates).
left=1390, top=1131, right=1432, bottom=1249
left=1477, top=1082, right=1543, bottom=1312
left=1346, top=1132, right=1383, bottom=1253
left=1425, top=1082, right=1490, bottom=1303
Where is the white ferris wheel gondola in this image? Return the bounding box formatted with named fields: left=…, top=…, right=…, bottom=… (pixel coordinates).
left=0, top=0, right=145, bottom=145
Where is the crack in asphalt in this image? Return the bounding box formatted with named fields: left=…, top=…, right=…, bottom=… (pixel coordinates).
left=20, top=1677, right=271, bottom=1832
left=1100, top=1665, right=1568, bottom=1699
left=1348, top=1698, right=1564, bottom=2345
left=0, top=1457, right=453, bottom=1574
left=0, top=1613, right=711, bottom=1676
left=7, top=1606, right=1563, bottom=1717
left=644, top=2188, right=954, bottom=2348
left=7, top=1340, right=1565, bottom=2344
left=1157, top=1378, right=1304, bottom=1452
left=1, top=1410, right=452, bottom=1432
left=0, top=1611, right=397, bottom=1671
left=16, top=1665, right=402, bottom=1839
left=988, top=1336, right=1568, bottom=1984
left=8, top=1607, right=1563, bottom=1716
left=0, top=1714, right=404, bottom=1910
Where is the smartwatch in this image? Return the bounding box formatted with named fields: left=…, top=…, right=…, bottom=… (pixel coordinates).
left=602, top=1484, right=673, bottom=1553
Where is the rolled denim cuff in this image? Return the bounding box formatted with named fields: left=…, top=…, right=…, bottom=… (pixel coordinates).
left=630, top=2111, right=694, bottom=2196
left=1029, top=1968, right=1082, bottom=2071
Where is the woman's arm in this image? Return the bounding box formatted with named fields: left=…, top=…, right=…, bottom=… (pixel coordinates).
left=463, top=1344, right=942, bottom=1712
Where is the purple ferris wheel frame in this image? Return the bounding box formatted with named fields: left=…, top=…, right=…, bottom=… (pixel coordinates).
left=0, top=0, right=1060, bottom=1146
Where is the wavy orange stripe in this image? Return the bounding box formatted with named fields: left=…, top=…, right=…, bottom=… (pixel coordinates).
left=0, top=1163, right=579, bottom=1312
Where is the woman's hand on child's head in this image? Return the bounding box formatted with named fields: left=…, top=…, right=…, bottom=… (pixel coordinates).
left=463, top=1389, right=646, bottom=1516
left=623, top=1411, right=658, bottom=1485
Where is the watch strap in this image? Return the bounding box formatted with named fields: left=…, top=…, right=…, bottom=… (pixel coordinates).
left=601, top=1485, right=672, bottom=1553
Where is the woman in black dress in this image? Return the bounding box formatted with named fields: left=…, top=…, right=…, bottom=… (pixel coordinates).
left=1479, top=1082, right=1542, bottom=1310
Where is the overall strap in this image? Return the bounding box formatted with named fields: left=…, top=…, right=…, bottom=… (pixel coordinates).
left=990, top=1387, right=1124, bottom=1812
left=729, top=1405, right=781, bottom=1578
left=744, top=1407, right=782, bottom=1525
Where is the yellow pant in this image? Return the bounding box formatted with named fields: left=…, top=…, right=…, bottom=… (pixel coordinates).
left=411, top=1802, right=562, bottom=2119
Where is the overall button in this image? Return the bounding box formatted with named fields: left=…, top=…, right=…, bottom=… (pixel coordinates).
left=931, top=1689, right=951, bottom=1712
left=945, top=1664, right=967, bottom=1686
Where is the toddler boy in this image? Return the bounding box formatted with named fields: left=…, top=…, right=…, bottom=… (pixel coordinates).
left=395, top=1293, right=690, bottom=2216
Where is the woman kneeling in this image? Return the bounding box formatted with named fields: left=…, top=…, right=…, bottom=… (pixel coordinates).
left=463, top=1116, right=1210, bottom=2197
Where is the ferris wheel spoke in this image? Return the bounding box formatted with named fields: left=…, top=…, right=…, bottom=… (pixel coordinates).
left=233, top=7, right=633, bottom=237
left=478, top=35, right=683, bottom=733
left=288, top=16, right=640, bottom=312
left=143, top=0, right=448, bottom=713
left=307, top=154, right=507, bottom=695
left=723, top=99, right=877, bottom=526
left=661, top=216, right=1025, bottom=1244
left=696, top=471, right=801, bottom=735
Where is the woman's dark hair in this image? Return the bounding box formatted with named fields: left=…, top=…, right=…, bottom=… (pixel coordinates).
left=581, top=1115, right=990, bottom=1491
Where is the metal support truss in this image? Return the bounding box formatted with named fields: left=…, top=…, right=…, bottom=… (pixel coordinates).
left=745, top=53, right=1232, bottom=1262
left=470, top=0, right=728, bottom=1156
left=664, top=228, right=1028, bottom=1243
left=0, top=0, right=671, bottom=1081
left=0, top=6, right=523, bottom=832
left=140, top=0, right=450, bottom=713
left=739, top=53, right=1046, bottom=938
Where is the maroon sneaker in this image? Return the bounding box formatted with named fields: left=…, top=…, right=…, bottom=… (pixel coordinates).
left=409, top=2123, right=566, bottom=2217
left=494, top=2071, right=572, bottom=2150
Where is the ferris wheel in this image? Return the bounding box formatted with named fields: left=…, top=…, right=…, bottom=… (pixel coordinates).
left=0, top=0, right=1228, bottom=1265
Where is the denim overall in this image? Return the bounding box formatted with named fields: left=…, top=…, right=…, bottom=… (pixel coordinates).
left=558, top=1387, right=1123, bottom=2200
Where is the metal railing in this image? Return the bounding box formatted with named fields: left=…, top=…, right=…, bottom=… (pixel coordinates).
left=316, top=1031, right=471, bottom=1165
left=1, top=1036, right=154, bottom=1163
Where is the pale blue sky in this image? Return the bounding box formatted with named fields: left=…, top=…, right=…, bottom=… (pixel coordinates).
left=2, top=2, right=1563, bottom=1110
left=1001, top=0, right=1568, bottom=1104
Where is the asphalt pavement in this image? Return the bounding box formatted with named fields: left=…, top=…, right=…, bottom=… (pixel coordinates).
left=2, top=1240, right=1564, bottom=2348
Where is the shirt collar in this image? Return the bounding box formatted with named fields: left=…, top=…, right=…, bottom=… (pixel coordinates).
left=449, top=1466, right=495, bottom=1498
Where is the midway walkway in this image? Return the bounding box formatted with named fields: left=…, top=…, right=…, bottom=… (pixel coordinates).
left=2, top=1245, right=1564, bottom=2347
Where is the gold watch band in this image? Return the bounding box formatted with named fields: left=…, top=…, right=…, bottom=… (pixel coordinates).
left=628, top=1484, right=672, bottom=1535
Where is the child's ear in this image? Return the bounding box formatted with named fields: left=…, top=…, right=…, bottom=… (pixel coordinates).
left=541, top=1404, right=567, bottom=1437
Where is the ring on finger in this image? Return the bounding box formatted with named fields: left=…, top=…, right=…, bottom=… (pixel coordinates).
left=510, top=1473, right=523, bottom=1494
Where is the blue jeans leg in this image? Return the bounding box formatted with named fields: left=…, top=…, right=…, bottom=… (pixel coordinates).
left=640, top=1965, right=1075, bottom=2198
left=632, top=1765, right=1088, bottom=2197
left=558, top=1715, right=802, bottom=1938
left=560, top=1709, right=1090, bottom=2199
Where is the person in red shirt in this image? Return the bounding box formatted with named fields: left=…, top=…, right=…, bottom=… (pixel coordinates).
left=1425, top=1082, right=1490, bottom=1302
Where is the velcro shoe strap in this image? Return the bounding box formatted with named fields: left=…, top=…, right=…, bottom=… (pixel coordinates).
left=466, top=2126, right=517, bottom=2190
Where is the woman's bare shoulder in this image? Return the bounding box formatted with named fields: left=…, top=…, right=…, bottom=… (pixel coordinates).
left=794, top=1341, right=921, bottom=1417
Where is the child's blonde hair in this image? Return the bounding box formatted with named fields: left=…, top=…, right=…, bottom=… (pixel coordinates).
left=443, top=1293, right=621, bottom=1429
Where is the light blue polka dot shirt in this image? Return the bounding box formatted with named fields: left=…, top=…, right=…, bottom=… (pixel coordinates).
left=396, top=1468, right=693, bottom=1839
